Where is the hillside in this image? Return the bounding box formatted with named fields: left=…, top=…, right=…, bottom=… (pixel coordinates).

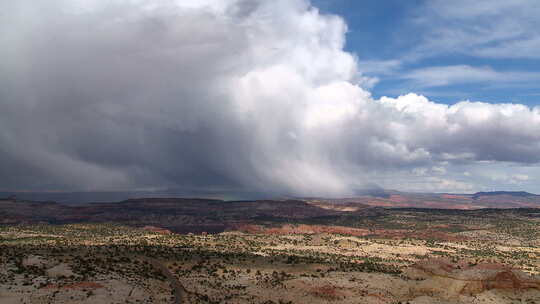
left=312, top=191, right=540, bottom=209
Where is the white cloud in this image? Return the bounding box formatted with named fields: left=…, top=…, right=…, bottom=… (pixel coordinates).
left=512, top=174, right=530, bottom=182
left=358, top=59, right=402, bottom=75
left=412, top=168, right=428, bottom=176
left=402, top=65, right=540, bottom=88
left=490, top=173, right=530, bottom=184
left=1, top=0, right=540, bottom=195
left=429, top=177, right=474, bottom=192
left=415, top=0, right=540, bottom=59
left=431, top=166, right=447, bottom=175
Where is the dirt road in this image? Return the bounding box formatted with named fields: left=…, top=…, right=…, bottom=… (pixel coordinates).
left=145, top=257, right=190, bottom=304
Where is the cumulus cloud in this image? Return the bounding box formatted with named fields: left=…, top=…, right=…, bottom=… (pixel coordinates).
left=1, top=0, right=540, bottom=195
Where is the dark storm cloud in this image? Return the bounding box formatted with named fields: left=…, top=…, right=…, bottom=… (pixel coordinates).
left=1, top=0, right=540, bottom=195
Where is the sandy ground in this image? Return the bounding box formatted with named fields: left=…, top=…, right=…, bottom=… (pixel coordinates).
left=1, top=223, right=539, bottom=303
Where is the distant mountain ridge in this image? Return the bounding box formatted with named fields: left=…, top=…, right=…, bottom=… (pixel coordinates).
left=0, top=196, right=539, bottom=235
left=472, top=191, right=538, bottom=199
left=311, top=190, right=540, bottom=209
left=1, top=189, right=540, bottom=209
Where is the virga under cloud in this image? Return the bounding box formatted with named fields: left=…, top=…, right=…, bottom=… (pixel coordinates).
left=1, top=0, right=539, bottom=195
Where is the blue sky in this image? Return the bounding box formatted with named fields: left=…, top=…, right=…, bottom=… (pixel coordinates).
left=313, top=0, right=540, bottom=105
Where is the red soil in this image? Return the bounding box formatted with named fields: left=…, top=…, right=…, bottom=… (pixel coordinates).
left=441, top=194, right=467, bottom=200
left=388, top=195, right=408, bottom=203
left=310, top=285, right=343, bottom=300
left=412, top=258, right=540, bottom=293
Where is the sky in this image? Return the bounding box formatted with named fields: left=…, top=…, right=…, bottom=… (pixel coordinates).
left=313, top=0, right=540, bottom=104
left=1, top=0, right=540, bottom=196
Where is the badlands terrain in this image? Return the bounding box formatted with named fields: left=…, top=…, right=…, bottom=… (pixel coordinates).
left=1, top=192, right=540, bottom=303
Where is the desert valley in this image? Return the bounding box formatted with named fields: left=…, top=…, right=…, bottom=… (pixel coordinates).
left=1, top=192, right=539, bottom=303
